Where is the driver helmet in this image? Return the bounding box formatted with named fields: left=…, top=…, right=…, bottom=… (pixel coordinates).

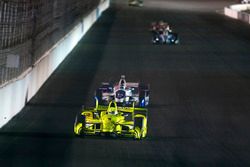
left=109, top=107, right=118, bottom=115
left=108, top=101, right=118, bottom=115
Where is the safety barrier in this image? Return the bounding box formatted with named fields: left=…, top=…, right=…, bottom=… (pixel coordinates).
left=0, top=0, right=110, bottom=128
left=224, top=4, right=250, bottom=24
left=0, top=0, right=101, bottom=86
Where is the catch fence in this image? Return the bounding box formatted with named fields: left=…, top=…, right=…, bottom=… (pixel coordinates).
left=0, top=0, right=99, bottom=86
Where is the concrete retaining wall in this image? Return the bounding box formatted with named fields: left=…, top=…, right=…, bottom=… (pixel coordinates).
left=224, top=4, right=250, bottom=24
left=0, top=0, right=110, bottom=128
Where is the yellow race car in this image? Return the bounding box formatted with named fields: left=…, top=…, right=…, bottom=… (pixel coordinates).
left=74, top=99, right=148, bottom=139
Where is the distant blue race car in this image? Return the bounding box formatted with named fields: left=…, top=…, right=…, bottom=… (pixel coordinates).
left=152, top=31, right=179, bottom=44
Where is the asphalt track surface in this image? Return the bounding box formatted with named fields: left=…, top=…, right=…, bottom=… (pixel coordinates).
left=1, top=0, right=250, bottom=166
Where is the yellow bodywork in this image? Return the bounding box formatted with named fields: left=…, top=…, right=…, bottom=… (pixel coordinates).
left=74, top=101, right=147, bottom=139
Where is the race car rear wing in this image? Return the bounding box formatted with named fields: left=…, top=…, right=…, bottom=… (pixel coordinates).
left=93, top=98, right=147, bottom=113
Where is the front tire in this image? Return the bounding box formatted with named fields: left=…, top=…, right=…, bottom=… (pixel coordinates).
left=75, top=113, right=86, bottom=136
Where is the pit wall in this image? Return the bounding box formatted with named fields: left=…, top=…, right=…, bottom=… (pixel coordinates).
left=224, top=4, right=250, bottom=24
left=0, top=0, right=110, bottom=128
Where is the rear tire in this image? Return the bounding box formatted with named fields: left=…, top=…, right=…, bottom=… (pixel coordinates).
left=139, top=83, right=149, bottom=107
left=95, top=89, right=103, bottom=104
left=134, top=127, right=141, bottom=140
left=75, top=113, right=86, bottom=136
left=134, top=117, right=143, bottom=139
